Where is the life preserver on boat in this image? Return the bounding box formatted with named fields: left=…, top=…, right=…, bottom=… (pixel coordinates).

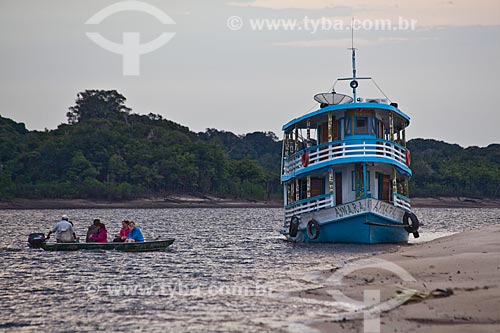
left=306, top=219, right=320, bottom=240
left=405, top=150, right=411, bottom=166
left=289, top=215, right=300, bottom=238
left=403, top=211, right=420, bottom=238
left=301, top=151, right=309, bottom=167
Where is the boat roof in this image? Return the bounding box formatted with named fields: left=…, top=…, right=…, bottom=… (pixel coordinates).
left=282, top=102, right=410, bottom=132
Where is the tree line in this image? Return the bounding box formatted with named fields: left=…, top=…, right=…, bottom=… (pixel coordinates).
left=408, top=139, right=500, bottom=198
left=1, top=90, right=499, bottom=201
left=0, top=90, right=281, bottom=201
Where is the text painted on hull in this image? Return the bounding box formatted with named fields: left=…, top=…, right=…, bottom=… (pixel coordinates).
left=334, top=201, right=366, bottom=218
left=315, top=198, right=404, bottom=222
left=370, top=200, right=400, bottom=221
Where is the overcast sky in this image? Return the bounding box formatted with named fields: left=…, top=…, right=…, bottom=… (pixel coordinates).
left=1, top=0, right=499, bottom=147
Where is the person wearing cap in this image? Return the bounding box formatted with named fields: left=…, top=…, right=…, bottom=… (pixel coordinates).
left=47, top=215, right=76, bottom=243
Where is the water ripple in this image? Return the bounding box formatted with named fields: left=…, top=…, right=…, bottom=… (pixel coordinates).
left=0, top=207, right=498, bottom=332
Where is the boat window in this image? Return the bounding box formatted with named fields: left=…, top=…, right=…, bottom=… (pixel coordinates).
left=333, top=120, right=340, bottom=140
left=355, top=117, right=368, bottom=134
left=299, top=179, right=307, bottom=200
left=345, top=117, right=353, bottom=135
left=377, top=119, right=384, bottom=139
left=371, top=117, right=377, bottom=136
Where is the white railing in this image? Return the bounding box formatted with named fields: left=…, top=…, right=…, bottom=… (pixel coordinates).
left=284, top=193, right=334, bottom=219
left=283, top=140, right=407, bottom=177
left=393, top=193, right=411, bottom=211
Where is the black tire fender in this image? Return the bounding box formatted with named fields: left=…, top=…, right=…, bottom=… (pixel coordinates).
left=289, top=216, right=300, bottom=238
left=306, top=219, right=320, bottom=240
left=403, top=212, right=420, bottom=238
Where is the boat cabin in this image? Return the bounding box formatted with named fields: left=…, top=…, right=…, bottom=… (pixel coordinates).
left=281, top=96, right=412, bottom=218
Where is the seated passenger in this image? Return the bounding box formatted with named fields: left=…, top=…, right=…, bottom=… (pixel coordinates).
left=86, top=219, right=101, bottom=243
left=125, top=221, right=144, bottom=242
left=46, top=215, right=76, bottom=243
left=113, top=220, right=130, bottom=242
left=90, top=222, right=108, bottom=243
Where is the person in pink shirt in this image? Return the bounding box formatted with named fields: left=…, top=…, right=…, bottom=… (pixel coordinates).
left=90, top=222, right=108, bottom=243
left=113, top=220, right=130, bottom=242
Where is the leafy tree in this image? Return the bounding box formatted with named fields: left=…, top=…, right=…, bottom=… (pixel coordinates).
left=108, top=154, right=128, bottom=183
left=66, top=90, right=131, bottom=123
left=66, top=151, right=99, bottom=183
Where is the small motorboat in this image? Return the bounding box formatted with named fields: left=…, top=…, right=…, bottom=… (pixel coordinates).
left=27, top=233, right=174, bottom=252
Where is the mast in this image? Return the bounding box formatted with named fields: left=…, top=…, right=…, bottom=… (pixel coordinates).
left=349, top=18, right=358, bottom=103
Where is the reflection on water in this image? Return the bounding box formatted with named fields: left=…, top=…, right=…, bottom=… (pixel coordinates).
left=0, top=207, right=498, bottom=332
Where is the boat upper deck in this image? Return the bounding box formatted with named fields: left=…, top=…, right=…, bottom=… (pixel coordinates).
left=282, top=102, right=410, bottom=133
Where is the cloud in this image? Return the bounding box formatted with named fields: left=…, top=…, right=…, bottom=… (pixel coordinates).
left=227, top=0, right=337, bottom=10
left=227, top=0, right=500, bottom=27
left=274, top=37, right=408, bottom=48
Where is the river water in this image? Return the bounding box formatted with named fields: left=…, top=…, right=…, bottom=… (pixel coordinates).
left=0, top=207, right=499, bottom=332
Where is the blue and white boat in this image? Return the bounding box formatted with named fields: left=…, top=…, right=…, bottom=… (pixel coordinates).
left=280, top=47, right=420, bottom=244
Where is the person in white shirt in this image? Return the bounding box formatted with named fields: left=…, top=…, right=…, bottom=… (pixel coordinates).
left=46, top=215, right=77, bottom=243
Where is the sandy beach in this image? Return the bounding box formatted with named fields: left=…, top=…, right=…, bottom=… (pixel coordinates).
left=293, top=225, right=500, bottom=333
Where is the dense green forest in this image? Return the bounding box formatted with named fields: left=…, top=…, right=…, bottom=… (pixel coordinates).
left=0, top=90, right=281, bottom=201
left=1, top=89, right=499, bottom=201
left=407, top=139, right=500, bottom=198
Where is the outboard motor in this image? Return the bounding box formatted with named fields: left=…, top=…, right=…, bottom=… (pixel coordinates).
left=28, top=233, right=46, bottom=249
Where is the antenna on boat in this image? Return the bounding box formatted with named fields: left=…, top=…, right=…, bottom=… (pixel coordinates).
left=349, top=17, right=358, bottom=103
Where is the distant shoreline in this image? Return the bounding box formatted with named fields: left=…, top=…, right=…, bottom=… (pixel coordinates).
left=0, top=196, right=499, bottom=210
left=410, top=196, right=500, bottom=208
left=0, top=196, right=282, bottom=210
